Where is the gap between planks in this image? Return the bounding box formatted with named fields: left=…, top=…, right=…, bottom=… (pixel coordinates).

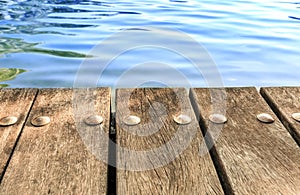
left=260, top=87, right=300, bottom=146
left=0, top=87, right=299, bottom=195
left=0, top=88, right=38, bottom=183
left=190, top=87, right=300, bottom=194
left=0, top=88, right=110, bottom=194
left=115, top=88, right=224, bottom=194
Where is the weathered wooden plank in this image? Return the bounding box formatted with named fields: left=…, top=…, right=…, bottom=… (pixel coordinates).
left=116, top=88, right=224, bottom=194
left=0, top=88, right=110, bottom=194
left=261, top=87, right=300, bottom=146
left=191, top=87, right=300, bottom=194
left=0, top=88, right=37, bottom=180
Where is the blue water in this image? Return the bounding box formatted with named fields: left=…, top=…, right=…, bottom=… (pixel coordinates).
left=0, top=0, right=299, bottom=88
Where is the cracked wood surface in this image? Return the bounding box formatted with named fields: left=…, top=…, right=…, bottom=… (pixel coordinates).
left=116, top=88, right=223, bottom=195
left=0, top=88, right=37, bottom=179
left=261, top=87, right=300, bottom=146
left=0, top=88, right=110, bottom=195
left=191, top=87, right=300, bottom=195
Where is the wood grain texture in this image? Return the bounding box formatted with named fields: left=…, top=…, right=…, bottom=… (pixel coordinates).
left=0, top=88, right=37, bottom=179
left=261, top=87, right=300, bottom=146
left=0, top=88, right=110, bottom=195
left=191, top=87, right=300, bottom=195
left=116, top=88, right=223, bottom=195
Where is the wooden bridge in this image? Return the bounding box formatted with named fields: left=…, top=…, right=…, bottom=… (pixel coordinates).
left=0, top=87, right=299, bottom=194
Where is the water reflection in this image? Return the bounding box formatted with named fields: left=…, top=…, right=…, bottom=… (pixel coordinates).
left=0, top=68, right=26, bottom=87
left=0, top=37, right=89, bottom=58
left=0, top=0, right=300, bottom=88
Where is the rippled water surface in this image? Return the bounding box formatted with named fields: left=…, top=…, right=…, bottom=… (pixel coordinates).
left=0, top=0, right=299, bottom=87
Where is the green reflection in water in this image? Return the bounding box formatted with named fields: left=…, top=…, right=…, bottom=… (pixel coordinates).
left=0, top=37, right=91, bottom=87
left=0, top=68, right=26, bottom=88
left=0, top=37, right=90, bottom=58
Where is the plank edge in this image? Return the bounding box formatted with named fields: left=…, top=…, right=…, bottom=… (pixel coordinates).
left=260, top=87, right=300, bottom=146
left=0, top=88, right=39, bottom=184
left=189, top=88, right=233, bottom=195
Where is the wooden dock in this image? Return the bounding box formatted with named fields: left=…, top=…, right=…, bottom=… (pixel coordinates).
left=0, top=87, right=299, bottom=194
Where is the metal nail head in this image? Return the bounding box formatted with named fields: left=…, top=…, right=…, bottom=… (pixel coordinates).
left=84, top=115, right=103, bottom=126
left=292, top=113, right=300, bottom=122
left=209, top=114, right=227, bottom=124
left=257, top=113, right=274, bottom=123
left=0, top=116, right=18, bottom=126
left=173, top=114, right=192, bottom=125
left=31, top=116, right=51, bottom=127
left=123, top=115, right=140, bottom=126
